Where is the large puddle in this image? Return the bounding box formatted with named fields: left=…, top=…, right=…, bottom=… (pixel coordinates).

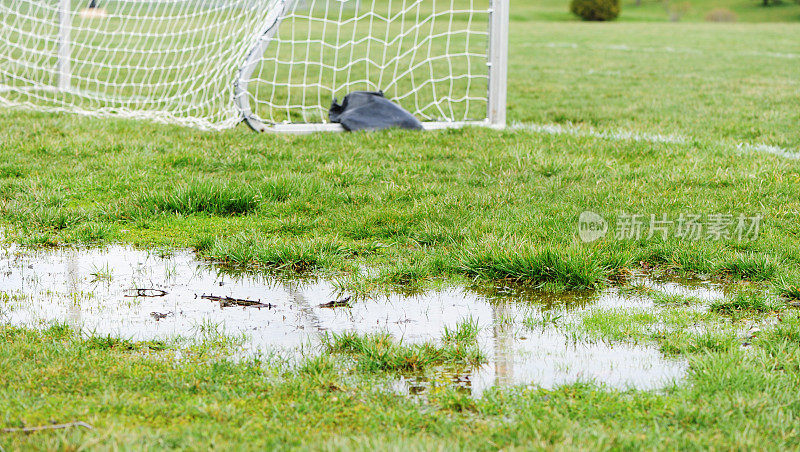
left=0, top=246, right=730, bottom=396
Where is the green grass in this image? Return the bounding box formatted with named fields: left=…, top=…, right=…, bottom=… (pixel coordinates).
left=512, top=22, right=800, bottom=149
left=0, top=22, right=797, bottom=294
left=648, top=290, right=705, bottom=305
left=3, top=110, right=799, bottom=292
left=203, top=232, right=353, bottom=273
left=130, top=181, right=265, bottom=217
left=710, top=290, right=784, bottom=317
left=3, top=313, right=800, bottom=449
left=775, top=276, right=800, bottom=300
left=2, top=10, right=800, bottom=451
left=442, top=317, right=481, bottom=344
left=460, top=245, right=606, bottom=290
left=321, top=321, right=486, bottom=373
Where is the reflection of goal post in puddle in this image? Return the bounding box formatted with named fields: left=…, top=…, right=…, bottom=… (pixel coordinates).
left=1, top=0, right=508, bottom=132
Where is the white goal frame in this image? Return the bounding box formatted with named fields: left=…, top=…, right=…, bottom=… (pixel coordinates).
left=4, top=0, right=509, bottom=133
left=233, top=0, right=508, bottom=132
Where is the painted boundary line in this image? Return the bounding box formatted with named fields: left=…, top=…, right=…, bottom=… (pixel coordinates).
left=529, top=42, right=800, bottom=60
left=510, top=122, right=800, bottom=160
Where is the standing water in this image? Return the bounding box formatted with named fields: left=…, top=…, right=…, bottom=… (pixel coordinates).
left=0, top=246, right=727, bottom=396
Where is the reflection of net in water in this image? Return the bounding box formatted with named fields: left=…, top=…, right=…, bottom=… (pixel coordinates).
left=0, top=0, right=499, bottom=130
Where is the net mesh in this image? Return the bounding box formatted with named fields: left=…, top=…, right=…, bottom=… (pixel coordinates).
left=0, top=0, right=491, bottom=130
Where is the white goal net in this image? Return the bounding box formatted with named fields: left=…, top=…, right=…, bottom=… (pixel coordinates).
left=0, top=0, right=507, bottom=131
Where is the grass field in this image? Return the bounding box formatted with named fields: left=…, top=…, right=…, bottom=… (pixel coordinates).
left=2, top=4, right=800, bottom=450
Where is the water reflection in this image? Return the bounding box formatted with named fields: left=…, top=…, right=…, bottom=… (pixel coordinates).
left=0, top=246, right=728, bottom=396
left=492, top=299, right=514, bottom=387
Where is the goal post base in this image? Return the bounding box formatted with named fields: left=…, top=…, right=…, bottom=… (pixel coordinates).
left=242, top=120, right=500, bottom=134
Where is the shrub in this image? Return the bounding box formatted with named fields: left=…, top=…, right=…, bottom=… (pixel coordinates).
left=667, top=1, right=691, bottom=21
left=705, top=8, right=737, bottom=22
left=570, top=0, right=620, bottom=21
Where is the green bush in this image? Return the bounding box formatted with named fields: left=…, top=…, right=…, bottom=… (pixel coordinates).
left=570, top=0, right=620, bottom=21
left=705, top=8, right=737, bottom=22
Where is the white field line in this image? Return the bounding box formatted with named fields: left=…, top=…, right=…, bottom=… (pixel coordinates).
left=534, top=68, right=800, bottom=86
left=527, top=42, right=800, bottom=60
left=511, top=122, right=800, bottom=160
left=735, top=143, right=800, bottom=160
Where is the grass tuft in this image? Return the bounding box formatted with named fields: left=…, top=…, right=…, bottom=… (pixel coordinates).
left=710, top=291, right=781, bottom=317
left=321, top=329, right=485, bottom=373
left=205, top=232, right=350, bottom=273
left=84, top=334, right=167, bottom=352
left=8, top=206, right=87, bottom=231
left=773, top=277, right=800, bottom=301
left=442, top=317, right=481, bottom=344
left=132, top=181, right=262, bottom=216
left=658, top=330, right=740, bottom=355
left=715, top=253, right=779, bottom=281
left=459, top=245, right=605, bottom=290
left=68, top=222, right=116, bottom=244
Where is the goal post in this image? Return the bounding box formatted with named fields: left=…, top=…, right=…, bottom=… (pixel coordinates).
left=233, top=0, right=297, bottom=132
left=58, top=0, right=71, bottom=91
left=1, top=0, right=508, bottom=132
left=487, top=0, right=508, bottom=127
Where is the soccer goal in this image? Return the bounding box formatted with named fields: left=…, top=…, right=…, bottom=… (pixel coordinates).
left=0, top=0, right=508, bottom=132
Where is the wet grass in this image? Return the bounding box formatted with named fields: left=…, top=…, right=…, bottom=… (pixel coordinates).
left=321, top=322, right=486, bottom=373
left=459, top=246, right=606, bottom=291
left=89, top=262, right=114, bottom=283
left=203, top=233, right=353, bottom=273
left=659, top=329, right=742, bottom=355
left=0, top=23, right=797, bottom=295
left=648, top=291, right=704, bottom=306
left=1, top=14, right=800, bottom=451
left=3, top=309, right=800, bottom=449
left=573, top=308, right=660, bottom=342
left=715, top=253, right=779, bottom=281
left=442, top=317, right=481, bottom=344
left=130, top=181, right=263, bottom=217
left=559, top=288, right=790, bottom=356
left=775, top=277, right=800, bottom=300
left=84, top=334, right=168, bottom=352
left=710, top=291, right=783, bottom=317
left=523, top=310, right=565, bottom=330
left=1, top=118, right=800, bottom=292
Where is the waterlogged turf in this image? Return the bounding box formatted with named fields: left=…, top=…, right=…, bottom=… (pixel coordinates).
left=0, top=245, right=694, bottom=395
left=2, top=8, right=800, bottom=450
left=1, top=249, right=798, bottom=449
left=5, top=246, right=798, bottom=450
